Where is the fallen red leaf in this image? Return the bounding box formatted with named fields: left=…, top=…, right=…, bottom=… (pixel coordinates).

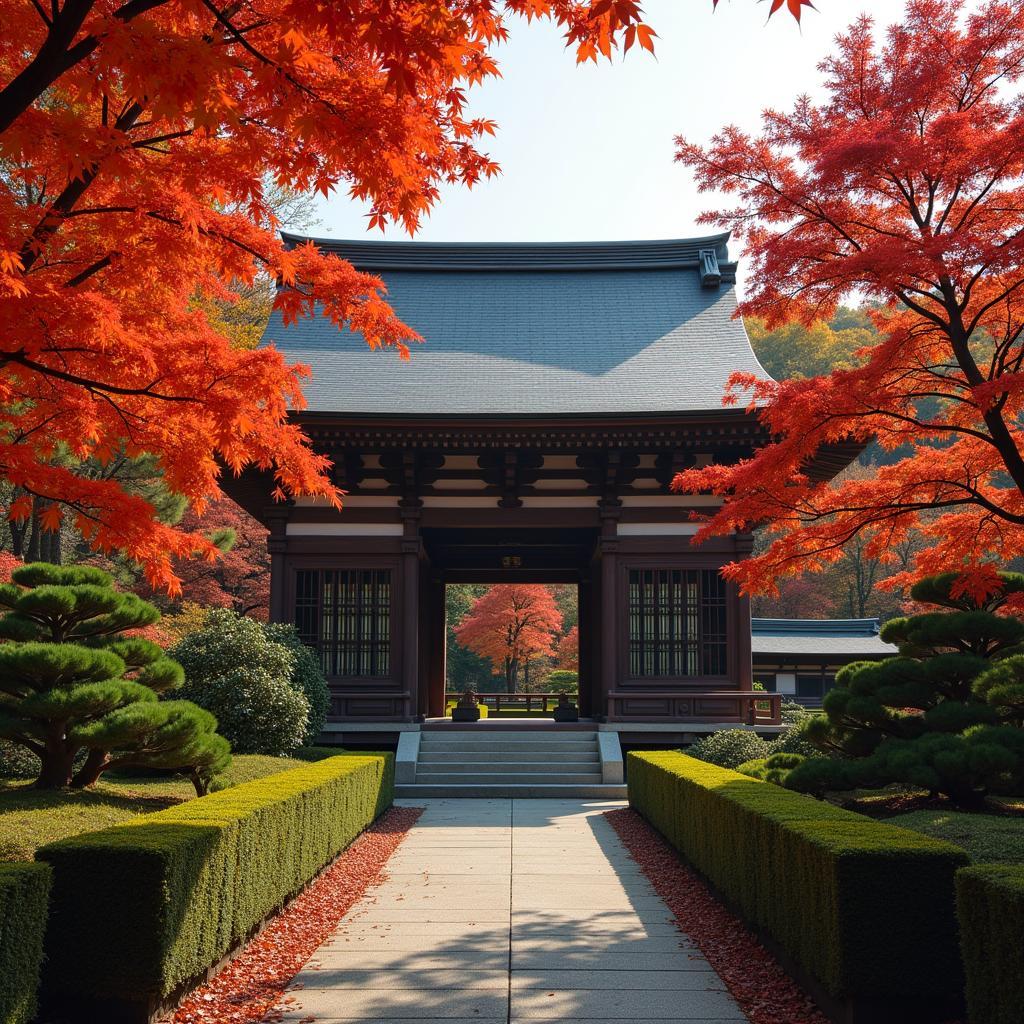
left=605, top=807, right=829, bottom=1024
left=168, top=806, right=423, bottom=1024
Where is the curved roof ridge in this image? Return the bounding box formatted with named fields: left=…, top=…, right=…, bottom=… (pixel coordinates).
left=281, top=232, right=734, bottom=272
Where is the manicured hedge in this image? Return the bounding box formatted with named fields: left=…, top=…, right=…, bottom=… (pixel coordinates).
left=0, top=862, right=51, bottom=1024
left=956, top=864, right=1024, bottom=1024
left=37, top=753, right=392, bottom=1018
left=628, top=751, right=968, bottom=1004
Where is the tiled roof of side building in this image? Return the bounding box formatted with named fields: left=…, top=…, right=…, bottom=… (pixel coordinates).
left=750, top=618, right=899, bottom=658
left=262, top=235, right=773, bottom=416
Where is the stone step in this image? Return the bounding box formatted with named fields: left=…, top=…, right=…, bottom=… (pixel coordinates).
left=403, top=727, right=621, bottom=799
left=418, top=749, right=599, bottom=764
left=420, top=731, right=598, bottom=742
left=412, top=771, right=604, bottom=785
left=417, top=760, right=600, bottom=775
left=419, top=740, right=598, bottom=752
left=396, top=783, right=627, bottom=799
left=417, top=743, right=600, bottom=751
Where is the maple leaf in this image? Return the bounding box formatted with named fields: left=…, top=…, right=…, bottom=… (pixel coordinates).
left=768, top=0, right=815, bottom=21
left=39, top=503, right=63, bottom=533
left=8, top=496, right=32, bottom=523
left=555, top=624, right=579, bottom=671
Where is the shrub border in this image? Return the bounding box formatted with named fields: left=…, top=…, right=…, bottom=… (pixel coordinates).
left=170, top=805, right=422, bottom=1024
left=627, top=750, right=968, bottom=1024
left=37, top=753, right=393, bottom=1023
left=956, top=863, right=1024, bottom=1024
left=0, top=861, right=51, bottom=1024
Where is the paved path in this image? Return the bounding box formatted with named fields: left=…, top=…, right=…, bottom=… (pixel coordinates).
left=274, top=799, right=746, bottom=1023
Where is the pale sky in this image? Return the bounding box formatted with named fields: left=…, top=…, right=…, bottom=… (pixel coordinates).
left=313, top=0, right=912, bottom=273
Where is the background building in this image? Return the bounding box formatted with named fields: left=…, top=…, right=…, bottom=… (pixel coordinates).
left=752, top=617, right=899, bottom=707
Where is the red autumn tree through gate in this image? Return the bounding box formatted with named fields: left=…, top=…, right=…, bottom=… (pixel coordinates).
left=454, top=584, right=563, bottom=693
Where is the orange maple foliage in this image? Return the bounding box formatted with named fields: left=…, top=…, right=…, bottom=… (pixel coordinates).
left=555, top=624, right=579, bottom=671
left=0, top=551, right=22, bottom=583
left=454, top=584, right=562, bottom=692
left=673, top=0, right=1024, bottom=604
left=0, top=1, right=666, bottom=593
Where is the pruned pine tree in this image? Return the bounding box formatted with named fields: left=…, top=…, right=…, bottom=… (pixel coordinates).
left=788, top=573, right=1024, bottom=808
left=0, top=563, right=230, bottom=793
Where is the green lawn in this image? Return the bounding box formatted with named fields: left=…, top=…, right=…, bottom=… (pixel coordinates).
left=887, top=808, right=1024, bottom=864
left=813, top=785, right=1024, bottom=863
left=0, top=747, right=342, bottom=862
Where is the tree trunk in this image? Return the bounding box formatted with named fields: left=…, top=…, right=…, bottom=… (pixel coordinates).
left=9, top=489, right=26, bottom=558
left=506, top=657, right=519, bottom=694
left=25, top=498, right=40, bottom=561
left=70, top=748, right=109, bottom=789
left=40, top=516, right=62, bottom=564
left=35, top=746, right=75, bottom=789
left=189, top=769, right=209, bottom=797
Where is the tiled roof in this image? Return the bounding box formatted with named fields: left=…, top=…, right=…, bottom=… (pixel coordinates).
left=750, top=618, right=899, bottom=658
left=263, top=236, right=772, bottom=416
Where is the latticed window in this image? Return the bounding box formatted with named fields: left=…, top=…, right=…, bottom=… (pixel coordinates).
left=294, top=569, right=391, bottom=677
left=627, top=568, right=727, bottom=677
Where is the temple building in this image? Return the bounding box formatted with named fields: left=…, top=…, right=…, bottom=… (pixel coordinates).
left=752, top=617, right=899, bottom=708
left=224, top=235, right=858, bottom=746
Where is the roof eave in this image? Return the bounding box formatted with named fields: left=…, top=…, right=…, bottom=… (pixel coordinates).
left=280, top=233, right=735, bottom=273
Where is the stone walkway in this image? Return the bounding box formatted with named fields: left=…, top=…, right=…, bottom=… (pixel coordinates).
left=274, top=799, right=746, bottom=1023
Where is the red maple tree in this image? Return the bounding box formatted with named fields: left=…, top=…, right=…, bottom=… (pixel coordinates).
left=138, top=495, right=270, bottom=617
left=673, top=0, right=1024, bottom=603
left=555, top=624, right=579, bottom=672
left=0, top=1, right=667, bottom=593
left=454, top=584, right=563, bottom=692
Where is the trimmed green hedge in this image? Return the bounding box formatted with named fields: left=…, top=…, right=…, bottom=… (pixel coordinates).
left=956, top=864, right=1024, bottom=1024
left=628, top=751, right=968, bottom=1002
left=0, top=862, right=51, bottom=1024
left=37, top=753, right=392, bottom=1014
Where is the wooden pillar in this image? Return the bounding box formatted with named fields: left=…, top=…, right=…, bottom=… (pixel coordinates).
left=400, top=502, right=422, bottom=721
left=733, top=532, right=754, bottom=689
left=735, top=588, right=753, bottom=689
left=419, top=569, right=446, bottom=719
left=431, top=574, right=447, bottom=717
left=417, top=565, right=431, bottom=719
left=266, top=506, right=290, bottom=623
left=598, top=499, right=621, bottom=722
left=577, top=571, right=593, bottom=718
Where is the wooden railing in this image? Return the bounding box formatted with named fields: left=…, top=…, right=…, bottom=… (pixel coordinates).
left=607, top=690, right=782, bottom=725
left=445, top=690, right=783, bottom=725
left=445, top=692, right=568, bottom=715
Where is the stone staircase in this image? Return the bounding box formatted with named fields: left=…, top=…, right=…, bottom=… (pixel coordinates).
left=395, top=728, right=626, bottom=799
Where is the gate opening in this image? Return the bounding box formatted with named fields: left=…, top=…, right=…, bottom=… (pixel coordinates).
left=444, top=582, right=579, bottom=719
